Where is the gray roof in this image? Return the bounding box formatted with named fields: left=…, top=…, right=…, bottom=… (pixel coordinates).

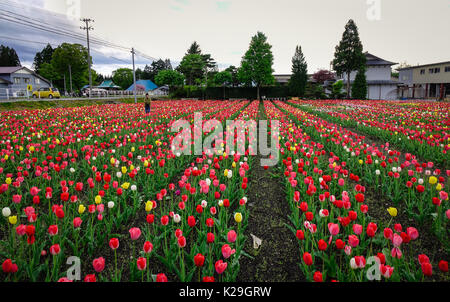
left=365, top=52, right=397, bottom=66
left=397, top=61, right=450, bottom=71
left=0, top=76, right=12, bottom=84
left=0, top=66, right=51, bottom=85
left=0, top=66, right=23, bottom=74
left=342, top=79, right=398, bottom=85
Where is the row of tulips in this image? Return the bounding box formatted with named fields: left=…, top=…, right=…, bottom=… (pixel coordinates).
left=265, top=100, right=448, bottom=281
left=288, top=100, right=449, bottom=166
left=275, top=101, right=449, bottom=248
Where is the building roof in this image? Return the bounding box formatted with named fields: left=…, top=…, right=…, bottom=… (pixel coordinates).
left=127, top=80, right=158, bottom=92
left=98, top=80, right=121, bottom=89
left=397, top=60, right=450, bottom=71
left=0, top=66, right=23, bottom=74
left=365, top=52, right=397, bottom=66
left=0, top=76, right=12, bottom=84
left=0, top=66, right=51, bottom=85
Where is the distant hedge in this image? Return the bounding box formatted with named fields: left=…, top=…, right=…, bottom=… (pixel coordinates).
left=170, top=86, right=291, bottom=99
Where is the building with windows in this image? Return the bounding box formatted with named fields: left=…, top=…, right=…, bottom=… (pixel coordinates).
left=0, top=66, right=51, bottom=90
left=398, top=61, right=450, bottom=99
left=338, top=52, right=399, bottom=100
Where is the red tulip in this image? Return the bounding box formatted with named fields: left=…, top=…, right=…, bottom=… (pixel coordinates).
left=109, top=238, right=119, bottom=250
left=194, top=253, right=205, bottom=267
left=137, top=257, right=147, bottom=271
left=92, top=257, right=105, bottom=273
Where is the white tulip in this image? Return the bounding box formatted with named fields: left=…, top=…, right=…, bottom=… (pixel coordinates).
left=2, top=207, right=11, bottom=217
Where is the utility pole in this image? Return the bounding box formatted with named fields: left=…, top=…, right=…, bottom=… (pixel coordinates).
left=131, top=47, right=137, bottom=104
left=69, top=64, right=73, bottom=96
left=81, top=18, right=94, bottom=98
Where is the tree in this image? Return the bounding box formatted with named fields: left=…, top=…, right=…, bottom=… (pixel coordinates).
left=214, top=71, right=233, bottom=99
left=33, top=44, right=54, bottom=74
left=238, top=32, right=275, bottom=100
left=0, top=45, right=21, bottom=66
left=332, top=19, right=366, bottom=98
left=187, top=41, right=202, bottom=55
left=39, top=62, right=59, bottom=85
left=177, top=54, right=206, bottom=86
left=51, top=43, right=90, bottom=91
left=178, top=42, right=217, bottom=86
left=312, top=69, right=335, bottom=84
left=288, top=45, right=308, bottom=97
left=331, top=80, right=345, bottom=99
left=352, top=68, right=367, bottom=99
left=112, top=68, right=134, bottom=89
left=155, top=69, right=185, bottom=87
left=225, top=65, right=240, bottom=87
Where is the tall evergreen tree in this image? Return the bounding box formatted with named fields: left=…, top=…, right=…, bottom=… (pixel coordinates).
left=332, top=19, right=366, bottom=97
left=288, top=45, right=308, bottom=97
left=351, top=68, right=367, bottom=99
left=238, top=31, right=274, bottom=100
left=33, top=44, right=54, bottom=74
left=0, top=45, right=21, bottom=66
left=187, top=41, right=202, bottom=55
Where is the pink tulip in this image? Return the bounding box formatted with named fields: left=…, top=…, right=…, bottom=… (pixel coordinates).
left=215, top=260, right=227, bottom=274
left=392, top=233, right=402, bottom=247
left=406, top=227, right=419, bottom=240
left=227, top=230, right=237, bottom=243
left=12, top=194, right=22, bottom=204
left=328, top=223, right=339, bottom=236
left=391, top=247, right=402, bottom=259
left=348, top=235, right=359, bottom=247
left=129, top=227, right=141, bottom=240
left=352, top=224, right=362, bottom=235
left=221, top=244, right=236, bottom=259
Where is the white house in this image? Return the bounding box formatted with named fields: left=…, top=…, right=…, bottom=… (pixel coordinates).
left=340, top=52, right=398, bottom=100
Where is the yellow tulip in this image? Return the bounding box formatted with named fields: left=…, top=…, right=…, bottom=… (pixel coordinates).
left=234, top=212, right=243, bottom=223
left=9, top=216, right=17, bottom=225
left=110, top=158, right=115, bottom=165
left=387, top=207, right=398, bottom=217
left=145, top=201, right=153, bottom=212
left=121, top=166, right=127, bottom=174
left=121, top=182, right=130, bottom=190
left=5, top=177, right=12, bottom=185
left=436, top=183, right=442, bottom=191
left=95, top=195, right=102, bottom=204
left=224, top=169, right=228, bottom=177
left=359, top=160, right=363, bottom=165
left=231, top=162, right=236, bottom=168
left=429, top=176, right=437, bottom=185
left=78, top=204, right=86, bottom=214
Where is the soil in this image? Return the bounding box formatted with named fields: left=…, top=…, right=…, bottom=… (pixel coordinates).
left=237, top=101, right=304, bottom=282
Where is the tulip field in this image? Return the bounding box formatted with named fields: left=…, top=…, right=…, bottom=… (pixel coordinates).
left=0, top=99, right=448, bottom=282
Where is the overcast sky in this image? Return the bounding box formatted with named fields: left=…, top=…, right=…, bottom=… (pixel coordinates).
left=0, top=0, right=449, bottom=76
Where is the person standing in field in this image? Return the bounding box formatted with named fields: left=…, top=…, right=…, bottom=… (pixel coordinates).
left=144, top=93, right=151, bottom=114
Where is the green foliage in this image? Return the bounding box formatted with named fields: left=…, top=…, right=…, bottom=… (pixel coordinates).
left=288, top=45, right=308, bottom=97
left=331, top=80, right=345, bottom=99
left=213, top=71, right=232, bottom=87
left=112, top=68, right=134, bottom=90
left=155, top=69, right=185, bottom=87
left=332, top=19, right=366, bottom=97
left=177, top=42, right=217, bottom=86
left=0, top=45, right=21, bottom=66
left=351, top=68, right=367, bottom=99
left=224, top=65, right=240, bottom=87
left=177, top=54, right=206, bottom=86
left=238, top=31, right=274, bottom=99
left=33, top=44, right=54, bottom=74
left=39, top=62, right=59, bottom=84
left=51, top=43, right=90, bottom=91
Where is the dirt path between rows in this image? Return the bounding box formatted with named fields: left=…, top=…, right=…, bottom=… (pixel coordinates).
left=237, top=101, right=304, bottom=282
